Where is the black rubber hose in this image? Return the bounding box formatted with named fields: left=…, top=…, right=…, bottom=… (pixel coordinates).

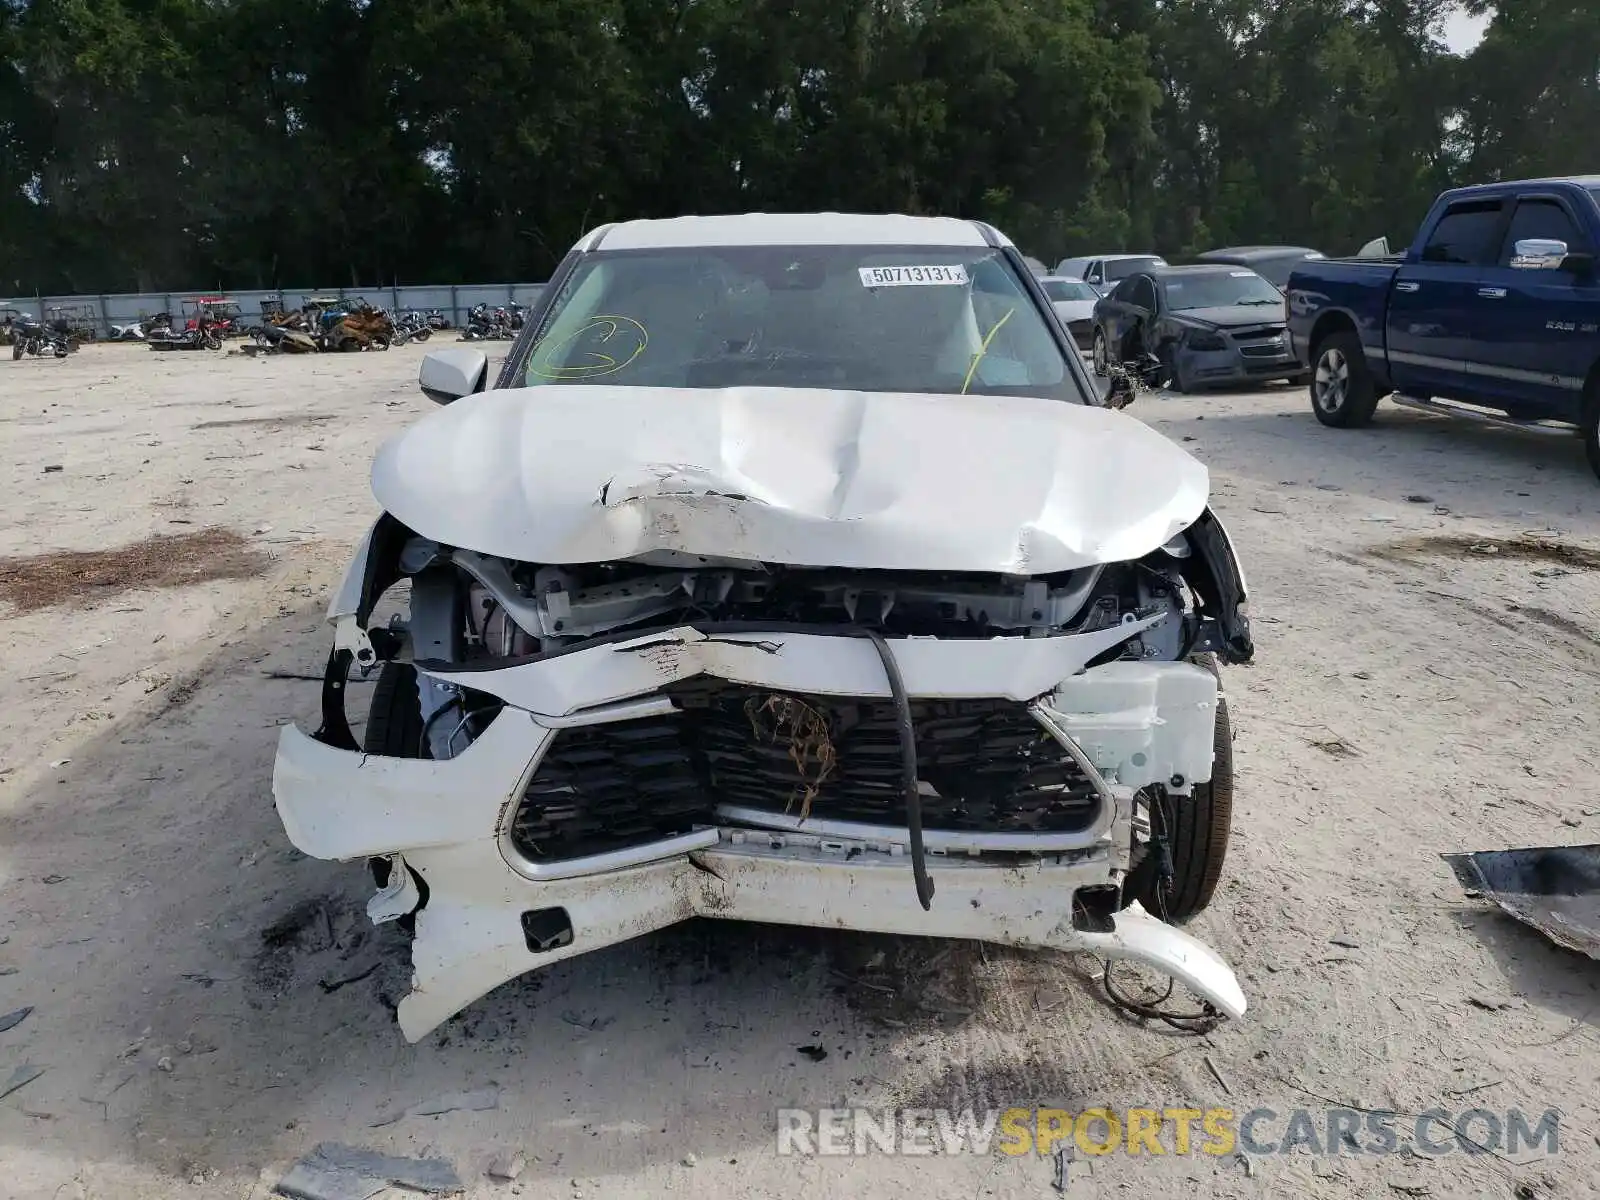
left=858, top=628, right=935, bottom=911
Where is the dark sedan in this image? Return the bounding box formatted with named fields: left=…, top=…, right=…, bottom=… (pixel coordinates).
left=1196, top=245, right=1326, bottom=289
left=1089, top=264, right=1303, bottom=392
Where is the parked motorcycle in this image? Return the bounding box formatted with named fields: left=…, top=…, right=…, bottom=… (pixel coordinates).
left=459, top=302, right=516, bottom=341
left=391, top=310, right=435, bottom=346
left=10, top=319, right=71, bottom=359
left=148, top=318, right=223, bottom=351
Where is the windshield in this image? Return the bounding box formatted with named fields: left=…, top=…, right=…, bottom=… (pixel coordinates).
left=519, top=245, right=1077, bottom=399
left=1105, top=257, right=1164, bottom=282
left=1043, top=279, right=1097, bottom=302
left=1163, top=271, right=1282, bottom=310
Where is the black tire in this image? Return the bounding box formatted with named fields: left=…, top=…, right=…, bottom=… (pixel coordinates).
left=363, top=661, right=427, bottom=931
left=1158, top=343, right=1188, bottom=393
left=1128, top=691, right=1233, bottom=924
left=1309, top=330, right=1380, bottom=428
left=12, top=339, right=23, bottom=361
left=364, top=660, right=424, bottom=757
left=1091, top=327, right=1109, bottom=377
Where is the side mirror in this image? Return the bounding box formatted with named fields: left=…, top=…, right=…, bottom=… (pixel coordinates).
left=419, top=348, right=488, bottom=405
left=1510, top=238, right=1569, bottom=270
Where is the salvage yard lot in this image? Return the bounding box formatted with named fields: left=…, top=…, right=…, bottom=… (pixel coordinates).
left=1, top=343, right=1597, bottom=1200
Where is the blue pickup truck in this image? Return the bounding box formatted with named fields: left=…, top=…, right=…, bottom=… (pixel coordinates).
left=1285, top=177, right=1600, bottom=480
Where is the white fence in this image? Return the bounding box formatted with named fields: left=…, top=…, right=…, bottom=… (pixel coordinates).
left=0, top=282, right=548, bottom=337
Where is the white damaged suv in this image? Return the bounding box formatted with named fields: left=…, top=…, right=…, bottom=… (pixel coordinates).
left=272, top=213, right=1254, bottom=1040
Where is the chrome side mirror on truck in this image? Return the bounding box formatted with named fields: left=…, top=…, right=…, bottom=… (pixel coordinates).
left=1511, top=238, right=1594, bottom=276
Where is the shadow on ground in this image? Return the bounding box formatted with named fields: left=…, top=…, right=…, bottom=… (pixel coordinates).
left=1146, top=399, right=1596, bottom=525
left=0, top=605, right=1111, bottom=1189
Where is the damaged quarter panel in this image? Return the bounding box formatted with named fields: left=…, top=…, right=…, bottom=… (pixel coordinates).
left=271, top=213, right=1252, bottom=1042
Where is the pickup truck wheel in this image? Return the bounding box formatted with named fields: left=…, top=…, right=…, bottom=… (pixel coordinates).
left=363, top=661, right=428, bottom=933
left=1310, top=331, right=1380, bottom=428
left=1125, top=689, right=1233, bottom=925
left=1091, top=328, right=1109, bottom=377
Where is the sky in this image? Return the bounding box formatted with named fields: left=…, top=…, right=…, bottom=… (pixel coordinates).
left=1443, top=7, right=1492, bottom=54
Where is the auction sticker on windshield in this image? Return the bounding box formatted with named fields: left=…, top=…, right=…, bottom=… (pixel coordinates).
left=858, top=264, right=970, bottom=287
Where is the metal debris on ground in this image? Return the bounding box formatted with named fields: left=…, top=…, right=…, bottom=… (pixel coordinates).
left=1052, top=1143, right=1073, bottom=1191
left=274, top=1143, right=463, bottom=1200
left=1444, top=844, right=1600, bottom=959
left=0, top=1007, right=32, bottom=1033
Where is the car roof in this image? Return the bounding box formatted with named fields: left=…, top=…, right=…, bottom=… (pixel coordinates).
left=1149, top=263, right=1259, bottom=278
left=1039, top=275, right=1095, bottom=284
left=590, top=213, right=1009, bottom=251
left=1199, top=246, right=1319, bottom=258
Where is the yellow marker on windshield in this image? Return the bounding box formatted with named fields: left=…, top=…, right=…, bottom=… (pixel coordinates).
left=529, top=314, right=649, bottom=379
left=961, top=307, right=1015, bottom=395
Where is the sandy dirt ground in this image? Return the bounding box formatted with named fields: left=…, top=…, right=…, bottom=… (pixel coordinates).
left=1, top=341, right=1597, bottom=1200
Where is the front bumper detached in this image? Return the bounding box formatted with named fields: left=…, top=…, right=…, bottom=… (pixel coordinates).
left=273, top=623, right=1246, bottom=1041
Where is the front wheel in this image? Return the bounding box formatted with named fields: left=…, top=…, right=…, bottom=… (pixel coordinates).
left=11, top=339, right=22, bottom=361
left=1091, top=327, right=1109, bottom=377
left=1310, top=331, right=1380, bottom=428
left=363, top=661, right=427, bottom=931
left=1126, top=686, right=1233, bottom=924
left=1158, top=343, right=1188, bottom=393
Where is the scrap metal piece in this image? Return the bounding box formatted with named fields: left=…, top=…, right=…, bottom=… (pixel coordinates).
left=274, top=1143, right=462, bottom=1200
left=1444, top=844, right=1600, bottom=959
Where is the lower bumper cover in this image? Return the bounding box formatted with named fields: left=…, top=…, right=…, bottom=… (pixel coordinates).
left=271, top=626, right=1245, bottom=1040
left=1181, top=344, right=1302, bottom=386
left=394, top=836, right=1245, bottom=1041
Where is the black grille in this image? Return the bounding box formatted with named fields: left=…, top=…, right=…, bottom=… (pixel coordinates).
left=511, top=717, right=707, bottom=861
left=1230, top=324, right=1286, bottom=341
left=508, top=685, right=1101, bottom=861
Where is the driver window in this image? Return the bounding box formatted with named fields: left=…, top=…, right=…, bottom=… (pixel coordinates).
left=1498, top=198, right=1585, bottom=266
left=1132, top=278, right=1157, bottom=310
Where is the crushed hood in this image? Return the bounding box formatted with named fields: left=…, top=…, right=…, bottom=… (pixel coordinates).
left=371, top=384, right=1209, bottom=573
